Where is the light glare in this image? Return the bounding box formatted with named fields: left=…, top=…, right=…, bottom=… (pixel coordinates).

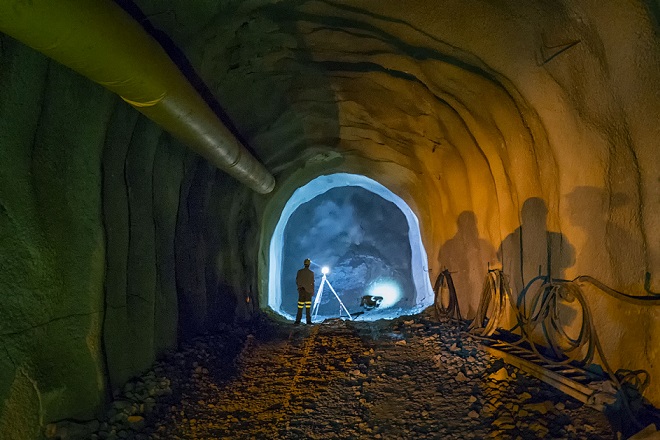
left=322, top=266, right=330, bottom=275
left=368, top=281, right=401, bottom=308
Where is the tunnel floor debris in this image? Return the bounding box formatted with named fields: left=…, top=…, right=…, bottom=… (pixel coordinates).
left=84, top=311, right=616, bottom=440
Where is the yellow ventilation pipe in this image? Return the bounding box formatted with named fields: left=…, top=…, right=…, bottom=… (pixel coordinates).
left=0, top=0, right=275, bottom=194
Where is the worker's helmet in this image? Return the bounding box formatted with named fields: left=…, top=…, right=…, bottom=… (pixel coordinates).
left=304, top=258, right=311, bottom=267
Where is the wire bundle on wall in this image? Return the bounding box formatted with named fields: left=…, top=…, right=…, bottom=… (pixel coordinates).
left=468, top=269, right=511, bottom=337
left=467, top=268, right=660, bottom=430
left=433, top=269, right=462, bottom=321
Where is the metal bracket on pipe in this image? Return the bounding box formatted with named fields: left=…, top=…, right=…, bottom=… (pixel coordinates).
left=644, top=272, right=659, bottom=296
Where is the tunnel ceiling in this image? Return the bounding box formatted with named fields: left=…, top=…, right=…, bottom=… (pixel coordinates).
left=131, top=0, right=660, bottom=291
left=133, top=0, right=659, bottom=268
left=142, top=0, right=544, bottom=175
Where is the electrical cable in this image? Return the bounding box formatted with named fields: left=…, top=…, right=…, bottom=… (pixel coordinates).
left=468, top=269, right=658, bottom=431
left=433, top=269, right=462, bottom=321
left=573, top=275, right=660, bottom=304
left=468, top=269, right=511, bottom=337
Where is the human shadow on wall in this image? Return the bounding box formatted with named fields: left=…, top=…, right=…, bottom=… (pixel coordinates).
left=437, top=211, right=496, bottom=317
left=566, top=186, right=647, bottom=289
left=498, top=198, right=576, bottom=330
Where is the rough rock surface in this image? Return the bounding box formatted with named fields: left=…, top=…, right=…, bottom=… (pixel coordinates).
left=281, top=185, right=415, bottom=316
left=80, top=314, right=614, bottom=440
left=1, top=0, right=659, bottom=437
left=0, top=31, right=260, bottom=437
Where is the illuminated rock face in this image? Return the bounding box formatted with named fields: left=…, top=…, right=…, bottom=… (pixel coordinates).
left=268, top=173, right=434, bottom=319
left=0, top=0, right=659, bottom=435
left=280, top=186, right=415, bottom=318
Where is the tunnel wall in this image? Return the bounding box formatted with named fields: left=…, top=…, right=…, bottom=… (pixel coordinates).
left=102, top=102, right=190, bottom=389
left=0, top=35, right=256, bottom=437
left=0, top=37, right=112, bottom=436
left=148, top=0, right=658, bottom=405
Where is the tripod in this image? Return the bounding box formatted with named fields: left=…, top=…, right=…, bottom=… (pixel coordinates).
left=311, top=273, right=353, bottom=321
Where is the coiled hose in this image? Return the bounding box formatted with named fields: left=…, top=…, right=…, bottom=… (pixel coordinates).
left=469, top=269, right=659, bottom=430
left=433, top=269, right=462, bottom=321
left=468, top=269, right=511, bottom=337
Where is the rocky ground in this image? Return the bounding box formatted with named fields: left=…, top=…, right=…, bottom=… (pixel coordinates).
left=53, top=312, right=626, bottom=439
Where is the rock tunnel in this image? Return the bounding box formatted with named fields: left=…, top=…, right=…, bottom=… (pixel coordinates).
left=270, top=173, right=434, bottom=321
left=0, top=0, right=659, bottom=439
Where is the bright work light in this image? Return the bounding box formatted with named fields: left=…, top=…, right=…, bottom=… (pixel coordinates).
left=368, top=280, right=401, bottom=308
left=312, top=265, right=352, bottom=320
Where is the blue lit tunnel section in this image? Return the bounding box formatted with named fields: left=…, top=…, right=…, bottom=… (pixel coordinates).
left=269, top=174, right=433, bottom=321
left=366, top=280, right=402, bottom=309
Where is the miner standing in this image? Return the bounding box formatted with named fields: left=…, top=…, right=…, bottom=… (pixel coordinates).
left=295, top=258, right=315, bottom=325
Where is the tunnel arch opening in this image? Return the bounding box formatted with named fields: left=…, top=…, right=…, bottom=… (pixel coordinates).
left=268, top=173, right=434, bottom=321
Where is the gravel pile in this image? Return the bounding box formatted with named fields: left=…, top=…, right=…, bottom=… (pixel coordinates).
left=50, top=313, right=617, bottom=439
